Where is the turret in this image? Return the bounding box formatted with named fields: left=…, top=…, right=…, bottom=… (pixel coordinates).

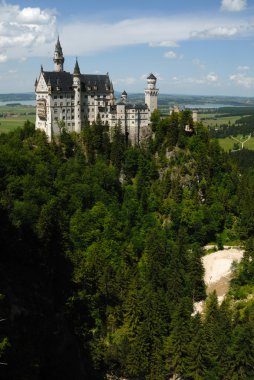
left=144, top=73, right=159, bottom=114
left=53, top=36, right=64, bottom=72
left=73, top=58, right=82, bottom=133
left=121, top=90, right=128, bottom=103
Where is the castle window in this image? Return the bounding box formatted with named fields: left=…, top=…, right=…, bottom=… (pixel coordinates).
left=60, top=95, right=63, bottom=99
left=54, top=95, right=57, bottom=99
left=54, top=109, right=57, bottom=113
left=54, top=102, right=57, bottom=106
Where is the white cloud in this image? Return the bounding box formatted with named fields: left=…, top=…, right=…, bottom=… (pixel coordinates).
left=149, top=41, right=179, bottom=47
left=230, top=72, right=254, bottom=87
left=16, top=7, right=55, bottom=24
left=164, top=51, right=177, bottom=59
left=221, top=0, right=247, bottom=12
left=237, top=65, right=250, bottom=71
left=0, top=3, right=252, bottom=61
left=191, top=26, right=244, bottom=39
left=171, top=73, right=220, bottom=86
left=207, top=72, right=219, bottom=82
left=61, top=16, right=253, bottom=56
left=0, top=3, right=56, bottom=59
left=0, top=54, right=8, bottom=63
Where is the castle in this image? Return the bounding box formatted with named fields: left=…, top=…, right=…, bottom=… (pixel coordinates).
left=35, top=37, right=159, bottom=144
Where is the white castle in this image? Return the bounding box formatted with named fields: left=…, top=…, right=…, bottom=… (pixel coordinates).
left=35, top=37, right=159, bottom=144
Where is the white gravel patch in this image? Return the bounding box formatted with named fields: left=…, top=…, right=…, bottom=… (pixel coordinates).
left=193, top=247, right=244, bottom=314
left=202, top=247, right=244, bottom=286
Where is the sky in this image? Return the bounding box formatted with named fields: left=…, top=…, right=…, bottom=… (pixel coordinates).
left=0, top=0, right=254, bottom=96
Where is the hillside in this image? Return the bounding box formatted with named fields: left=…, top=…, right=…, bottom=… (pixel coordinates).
left=0, top=115, right=254, bottom=379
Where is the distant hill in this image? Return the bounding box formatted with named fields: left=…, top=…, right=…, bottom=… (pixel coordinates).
left=0, top=93, right=35, bottom=102
left=1, top=92, right=253, bottom=109
left=124, top=93, right=254, bottom=107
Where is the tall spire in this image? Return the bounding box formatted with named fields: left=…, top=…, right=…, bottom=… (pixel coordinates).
left=55, top=35, right=63, bottom=55
left=53, top=36, right=64, bottom=72
left=73, top=57, right=80, bottom=75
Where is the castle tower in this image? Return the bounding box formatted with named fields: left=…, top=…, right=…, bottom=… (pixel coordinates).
left=144, top=73, right=159, bottom=115
left=73, top=58, right=82, bottom=133
left=53, top=36, right=64, bottom=72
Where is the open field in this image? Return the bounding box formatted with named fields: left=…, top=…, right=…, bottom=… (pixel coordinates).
left=0, top=105, right=35, bottom=133
left=199, top=113, right=247, bottom=127
left=0, top=116, right=35, bottom=133
left=218, top=135, right=254, bottom=152
left=0, top=104, right=35, bottom=114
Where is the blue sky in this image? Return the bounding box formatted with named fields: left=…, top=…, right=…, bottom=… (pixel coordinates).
left=0, top=0, right=254, bottom=96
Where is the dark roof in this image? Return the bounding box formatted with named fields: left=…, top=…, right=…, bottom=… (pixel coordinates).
left=122, top=90, right=127, bottom=96
left=41, top=71, right=112, bottom=93
left=81, top=74, right=111, bottom=93
left=115, top=102, right=147, bottom=110
left=126, top=103, right=148, bottom=110
left=147, top=73, right=156, bottom=80
left=43, top=71, right=73, bottom=91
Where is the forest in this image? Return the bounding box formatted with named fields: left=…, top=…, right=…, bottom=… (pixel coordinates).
left=0, top=111, right=254, bottom=379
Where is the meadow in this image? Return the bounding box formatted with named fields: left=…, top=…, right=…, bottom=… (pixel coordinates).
left=0, top=105, right=35, bottom=133
left=198, top=112, right=245, bottom=127
left=217, top=135, right=254, bottom=152
left=198, top=108, right=254, bottom=152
